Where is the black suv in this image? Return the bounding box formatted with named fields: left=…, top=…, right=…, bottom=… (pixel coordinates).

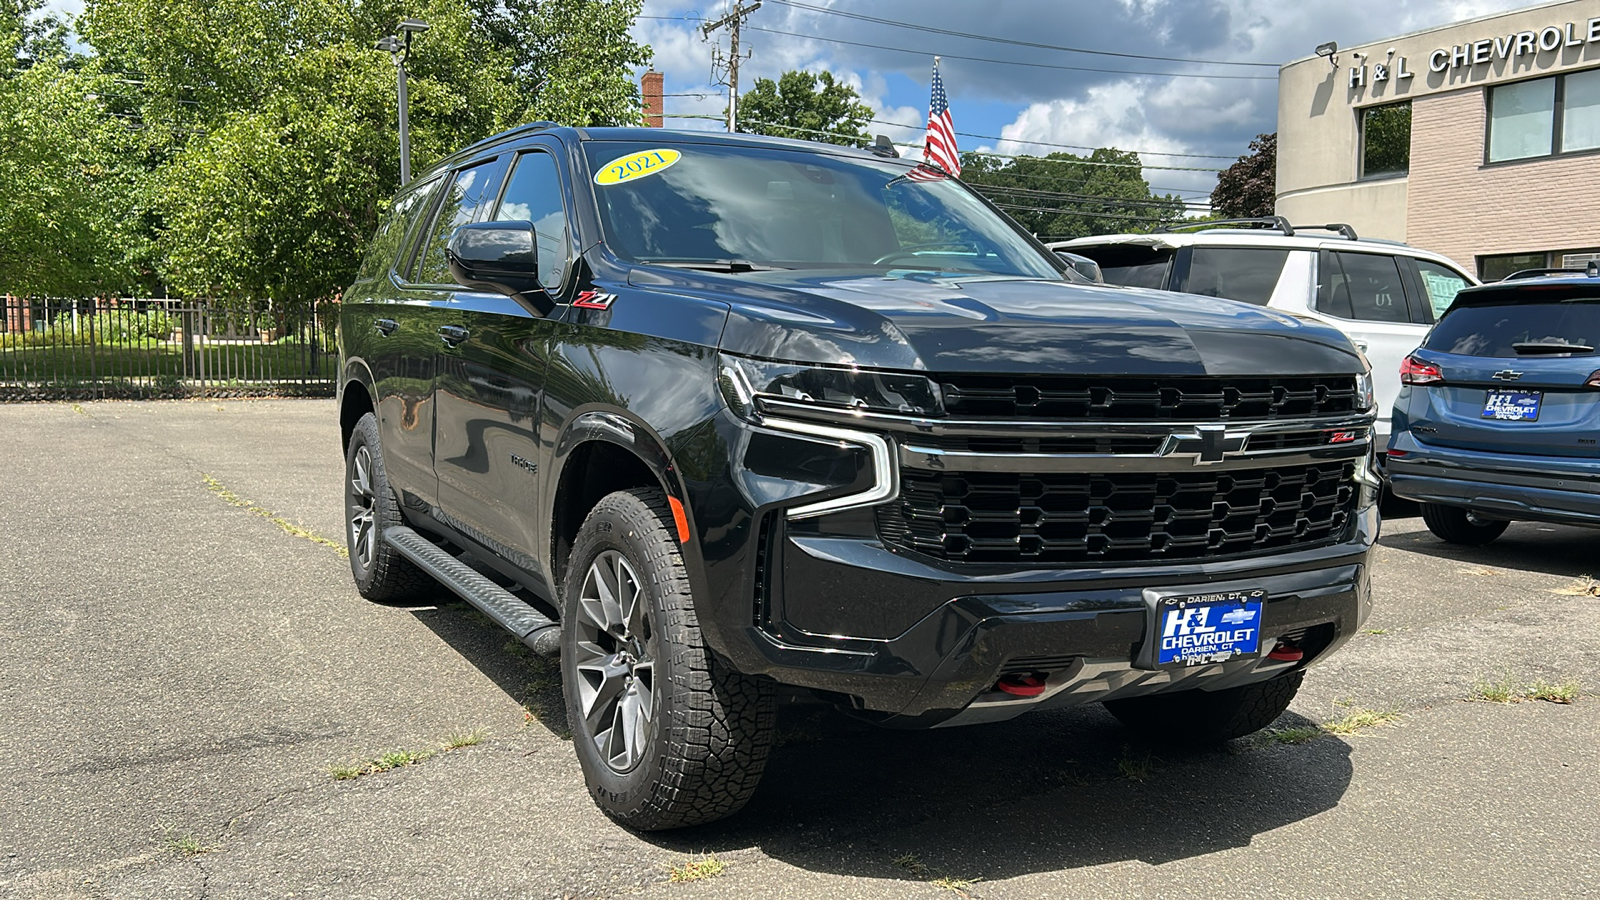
left=338, top=125, right=1380, bottom=830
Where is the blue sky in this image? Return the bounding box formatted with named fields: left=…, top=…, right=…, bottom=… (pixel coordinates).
left=633, top=0, right=1538, bottom=201
left=43, top=0, right=1539, bottom=202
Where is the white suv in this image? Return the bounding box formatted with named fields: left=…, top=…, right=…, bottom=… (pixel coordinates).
left=1050, top=218, right=1479, bottom=452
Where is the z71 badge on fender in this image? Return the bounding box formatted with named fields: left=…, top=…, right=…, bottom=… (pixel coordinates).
left=573, top=290, right=617, bottom=310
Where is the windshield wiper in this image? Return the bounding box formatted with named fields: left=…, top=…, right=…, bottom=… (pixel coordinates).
left=640, top=259, right=789, bottom=273
left=1512, top=341, right=1596, bottom=354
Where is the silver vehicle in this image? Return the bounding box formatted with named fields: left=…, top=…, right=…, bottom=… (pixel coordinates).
left=1051, top=217, right=1479, bottom=452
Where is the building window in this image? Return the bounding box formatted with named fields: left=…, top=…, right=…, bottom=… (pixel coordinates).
left=1487, top=69, right=1600, bottom=163
left=1478, top=252, right=1548, bottom=282
left=1359, top=102, right=1411, bottom=178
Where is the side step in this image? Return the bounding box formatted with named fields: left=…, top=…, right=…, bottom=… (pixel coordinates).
left=384, top=525, right=562, bottom=657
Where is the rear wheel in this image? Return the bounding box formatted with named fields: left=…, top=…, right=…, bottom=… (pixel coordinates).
left=561, top=488, right=776, bottom=831
left=1104, top=670, right=1304, bottom=745
left=1421, top=503, right=1509, bottom=546
left=345, top=412, right=430, bottom=601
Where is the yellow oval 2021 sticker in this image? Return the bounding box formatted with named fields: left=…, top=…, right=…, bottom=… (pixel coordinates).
left=594, top=148, right=682, bottom=185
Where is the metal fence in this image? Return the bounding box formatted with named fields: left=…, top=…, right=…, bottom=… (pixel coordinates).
left=0, top=296, right=338, bottom=400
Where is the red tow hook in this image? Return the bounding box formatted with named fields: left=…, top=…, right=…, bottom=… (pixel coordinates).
left=1267, top=642, right=1304, bottom=662
left=995, top=674, right=1048, bottom=697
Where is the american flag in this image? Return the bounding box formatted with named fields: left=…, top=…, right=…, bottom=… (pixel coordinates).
left=923, top=58, right=961, bottom=177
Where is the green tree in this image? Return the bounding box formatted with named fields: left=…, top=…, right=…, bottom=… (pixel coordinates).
left=962, top=148, right=1187, bottom=240
left=1210, top=132, right=1276, bottom=219
left=737, top=69, right=873, bottom=146
left=0, top=1, right=143, bottom=295
left=60, top=0, right=649, bottom=307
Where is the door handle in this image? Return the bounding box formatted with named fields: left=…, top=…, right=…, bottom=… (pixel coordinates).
left=437, top=324, right=470, bottom=347
left=373, top=318, right=398, bottom=336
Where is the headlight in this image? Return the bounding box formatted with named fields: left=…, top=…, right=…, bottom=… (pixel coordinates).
left=718, top=353, right=942, bottom=421
left=1355, top=368, right=1375, bottom=411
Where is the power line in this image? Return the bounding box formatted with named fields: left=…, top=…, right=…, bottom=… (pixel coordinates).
left=745, top=25, right=1275, bottom=82
left=764, top=0, right=1279, bottom=68
left=971, top=183, right=1209, bottom=210
left=989, top=202, right=1180, bottom=224
left=863, top=117, right=1238, bottom=161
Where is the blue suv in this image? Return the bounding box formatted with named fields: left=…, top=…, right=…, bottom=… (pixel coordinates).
left=1389, top=265, right=1600, bottom=544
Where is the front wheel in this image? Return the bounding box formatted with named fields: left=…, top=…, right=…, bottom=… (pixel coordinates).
left=1104, top=670, right=1304, bottom=745
left=561, top=488, right=776, bottom=831
left=345, top=412, right=430, bottom=601
left=1421, top=503, right=1509, bottom=546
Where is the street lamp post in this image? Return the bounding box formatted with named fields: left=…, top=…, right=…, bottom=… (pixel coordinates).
left=376, top=18, right=430, bottom=184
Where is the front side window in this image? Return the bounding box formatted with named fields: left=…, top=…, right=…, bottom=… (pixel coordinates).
left=1415, top=260, right=1471, bottom=318
left=1321, top=252, right=1412, bottom=323
left=1184, top=247, right=1291, bottom=306
left=583, top=141, right=1061, bottom=279
left=494, top=151, right=570, bottom=291
left=1489, top=77, right=1557, bottom=162
left=414, top=159, right=503, bottom=284
left=1360, top=102, right=1411, bottom=178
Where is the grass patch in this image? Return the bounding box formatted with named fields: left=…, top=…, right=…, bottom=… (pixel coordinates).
left=1361, top=628, right=1388, bottom=635
left=1258, top=724, right=1324, bottom=746
left=159, top=826, right=217, bottom=856
left=893, top=853, right=930, bottom=878
left=1116, top=745, right=1154, bottom=782
left=1548, top=576, right=1600, bottom=596
left=1472, top=673, right=1581, bottom=704
left=932, top=875, right=981, bottom=896
left=202, top=473, right=348, bottom=558
left=330, top=729, right=490, bottom=781
left=1323, top=707, right=1401, bottom=735
left=666, top=855, right=725, bottom=883
left=893, top=854, right=980, bottom=896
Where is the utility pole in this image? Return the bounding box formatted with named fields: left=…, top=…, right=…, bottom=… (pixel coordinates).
left=703, top=1, right=761, bottom=133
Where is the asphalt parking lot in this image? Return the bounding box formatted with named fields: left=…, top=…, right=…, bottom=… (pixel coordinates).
left=2, top=399, right=1598, bottom=899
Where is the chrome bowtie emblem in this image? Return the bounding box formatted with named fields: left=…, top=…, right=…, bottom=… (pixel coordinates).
left=1492, top=370, right=1524, bottom=381
left=1160, top=425, right=1249, bottom=464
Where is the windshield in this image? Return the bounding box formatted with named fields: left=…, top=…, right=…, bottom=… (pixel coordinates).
left=583, top=140, right=1062, bottom=279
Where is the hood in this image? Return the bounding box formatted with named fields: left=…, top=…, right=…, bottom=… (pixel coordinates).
left=629, top=268, right=1363, bottom=376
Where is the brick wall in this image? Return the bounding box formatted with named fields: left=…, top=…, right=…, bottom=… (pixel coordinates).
left=641, top=71, right=664, bottom=128
left=1407, top=87, right=1600, bottom=274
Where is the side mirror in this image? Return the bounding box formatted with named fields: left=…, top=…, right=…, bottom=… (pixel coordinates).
left=1055, top=250, right=1104, bottom=284
left=447, top=221, right=543, bottom=298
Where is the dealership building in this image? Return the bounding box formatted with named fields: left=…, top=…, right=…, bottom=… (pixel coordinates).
left=1276, top=0, right=1600, bottom=281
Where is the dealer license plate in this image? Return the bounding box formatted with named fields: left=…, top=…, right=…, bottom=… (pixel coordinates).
left=1154, top=590, right=1266, bottom=668
left=1482, top=389, right=1541, bottom=421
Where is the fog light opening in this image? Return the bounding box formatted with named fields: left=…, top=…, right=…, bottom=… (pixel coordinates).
left=994, top=673, right=1048, bottom=697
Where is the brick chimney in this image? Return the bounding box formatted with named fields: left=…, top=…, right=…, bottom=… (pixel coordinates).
left=642, top=70, right=664, bottom=128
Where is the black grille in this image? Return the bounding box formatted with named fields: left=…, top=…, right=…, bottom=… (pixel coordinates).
left=938, top=375, right=1359, bottom=420
left=877, top=462, right=1356, bottom=565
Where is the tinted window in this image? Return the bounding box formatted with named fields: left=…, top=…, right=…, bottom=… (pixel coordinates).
left=1071, top=244, right=1173, bottom=289
left=414, top=160, right=503, bottom=285
left=1184, top=247, right=1291, bottom=306
left=1415, top=260, right=1471, bottom=318
left=355, top=176, right=442, bottom=282
left=495, top=151, right=569, bottom=290
left=1321, top=252, right=1411, bottom=323
left=1360, top=102, right=1411, bottom=178
left=1479, top=252, right=1548, bottom=282
left=583, top=141, right=1061, bottom=279
left=1426, top=301, right=1600, bottom=358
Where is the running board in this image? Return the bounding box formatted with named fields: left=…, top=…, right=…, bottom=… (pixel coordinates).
left=384, top=525, right=562, bottom=657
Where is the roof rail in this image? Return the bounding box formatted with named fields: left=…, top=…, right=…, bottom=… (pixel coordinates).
left=1155, top=218, right=1361, bottom=241
left=1158, top=216, right=1295, bottom=237
left=1503, top=266, right=1598, bottom=282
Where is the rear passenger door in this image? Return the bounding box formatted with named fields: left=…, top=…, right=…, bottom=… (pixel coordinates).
left=1314, top=250, right=1432, bottom=438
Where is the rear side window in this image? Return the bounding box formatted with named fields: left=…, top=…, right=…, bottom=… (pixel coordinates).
left=355, top=176, right=442, bottom=282
left=1415, top=260, right=1471, bottom=318
left=1425, top=301, right=1600, bottom=357
left=413, top=159, right=505, bottom=285
left=1183, top=247, right=1291, bottom=306
left=1319, top=252, right=1413, bottom=323
left=1071, top=245, right=1173, bottom=289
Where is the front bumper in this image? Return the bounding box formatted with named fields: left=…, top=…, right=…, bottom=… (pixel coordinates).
left=730, top=505, right=1375, bottom=726
left=1387, top=431, right=1600, bottom=526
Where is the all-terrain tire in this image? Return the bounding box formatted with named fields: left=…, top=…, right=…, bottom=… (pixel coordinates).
left=1420, top=503, right=1509, bottom=546
left=1104, top=670, right=1305, bottom=745
left=561, top=488, right=776, bottom=831
left=344, top=412, right=431, bottom=602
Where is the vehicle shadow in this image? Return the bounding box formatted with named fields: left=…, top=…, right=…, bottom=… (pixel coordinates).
left=410, top=596, right=1353, bottom=881
left=1378, top=520, right=1600, bottom=580
left=634, top=704, right=1352, bottom=881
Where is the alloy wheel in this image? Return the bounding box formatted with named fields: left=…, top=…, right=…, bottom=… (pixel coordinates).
left=348, top=445, right=377, bottom=571
left=574, top=549, right=656, bottom=773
